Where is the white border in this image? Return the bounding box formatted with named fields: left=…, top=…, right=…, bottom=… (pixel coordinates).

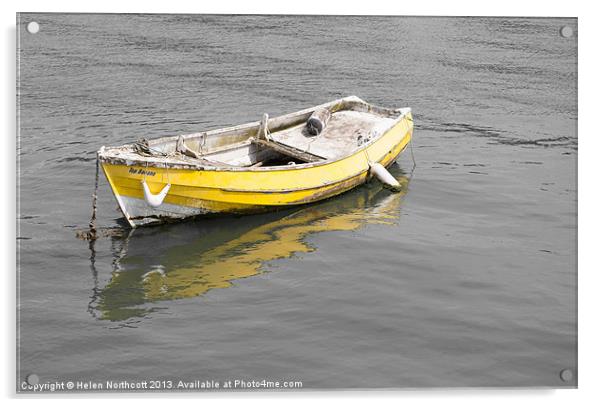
left=3, top=1, right=599, bottom=406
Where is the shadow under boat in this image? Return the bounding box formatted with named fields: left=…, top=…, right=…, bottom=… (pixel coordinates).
left=88, top=163, right=412, bottom=322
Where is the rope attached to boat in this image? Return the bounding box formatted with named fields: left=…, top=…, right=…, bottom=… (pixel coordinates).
left=407, top=114, right=416, bottom=171
left=75, top=153, right=100, bottom=240
left=77, top=138, right=176, bottom=238
left=409, top=137, right=416, bottom=170
left=133, top=138, right=171, bottom=157
left=89, top=153, right=100, bottom=234
left=88, top=152, right=100, bottom=238
left=363, top=113, right=416, bottom=193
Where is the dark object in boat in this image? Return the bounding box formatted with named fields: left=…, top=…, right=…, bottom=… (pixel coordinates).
left=306, top=108, right=331, bottom=136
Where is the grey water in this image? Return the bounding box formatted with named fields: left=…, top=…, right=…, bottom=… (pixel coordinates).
left=17, top=14, right=577, bottom=390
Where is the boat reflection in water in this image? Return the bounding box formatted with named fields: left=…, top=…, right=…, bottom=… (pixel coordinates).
left=89, top=164, right=411, bottom=322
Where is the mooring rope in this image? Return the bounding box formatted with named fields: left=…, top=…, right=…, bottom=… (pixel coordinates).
left=89, top=153, right=100, bottom=235
left=409, top=137, right=416, bottom=171
left=362, top=144, right=372, bottom=165
left=406, top=113, right=416, bottom=171
left=76, top=153, right=101, bottom=241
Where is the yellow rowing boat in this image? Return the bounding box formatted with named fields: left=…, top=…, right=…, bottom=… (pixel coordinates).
left=98, top=96, right=413, bottom=227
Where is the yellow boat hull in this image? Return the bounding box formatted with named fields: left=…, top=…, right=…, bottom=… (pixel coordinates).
left=101, top=109, right=413, bottom=227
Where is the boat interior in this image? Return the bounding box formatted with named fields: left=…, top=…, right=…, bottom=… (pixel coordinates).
left=101, top=97, right=406, bottom=170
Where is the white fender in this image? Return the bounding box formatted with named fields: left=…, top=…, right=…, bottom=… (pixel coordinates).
left=369, top=162, right=402, bottom=192
left=141, top=180, right=171, bottom=207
